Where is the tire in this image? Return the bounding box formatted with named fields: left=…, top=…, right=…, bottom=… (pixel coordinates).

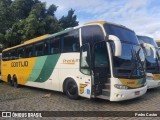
left=8, top=75, right=13, bottom=86
left=65, top=79, right=79, bottom=100
left=13, top=76, right=19, bottom=88
left=0, top=80, right=3, bottom=83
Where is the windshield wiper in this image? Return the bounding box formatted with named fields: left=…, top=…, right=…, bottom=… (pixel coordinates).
left=129, top=50, right=137, bottom=78
left=136, top=48, right=145, bottom=76
left=129, top=48, right=145, bottom=78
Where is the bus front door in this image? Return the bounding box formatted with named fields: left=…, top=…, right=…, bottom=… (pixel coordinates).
left=79, top=43, right=92, bottom=98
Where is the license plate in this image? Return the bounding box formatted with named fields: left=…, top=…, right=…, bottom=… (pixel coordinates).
left=135, top=91, right=140, bottom=95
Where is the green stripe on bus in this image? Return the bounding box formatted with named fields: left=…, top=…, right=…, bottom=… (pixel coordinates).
left=27, top=56, right=47, bottom=81
left=34, top=54, right=60, bottom=82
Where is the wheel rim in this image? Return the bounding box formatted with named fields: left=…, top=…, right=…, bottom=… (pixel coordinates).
left=67, top=83, right=77, bottom=96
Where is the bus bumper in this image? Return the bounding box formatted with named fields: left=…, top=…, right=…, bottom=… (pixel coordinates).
left=147, top=79, right=160, bottom=89
left=110, top=85, right=147, bottom=101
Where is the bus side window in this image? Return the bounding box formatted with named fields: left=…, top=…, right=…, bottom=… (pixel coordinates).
left=61, top=29, right=80, bottom=53
left=2, top=52, right=8, bottom=61
left=11, top=50, right=16, bottom=60
left=17, top=48, right=24, bottom=59
left=50, top=37, right=60, bottom=54
left=25, top=45, right=33, bottom=58
left=35, top=42, right=44, bottom=57
left=44, top=41, right=50, bottom=55
left=8, top=51, right=11, bottom=60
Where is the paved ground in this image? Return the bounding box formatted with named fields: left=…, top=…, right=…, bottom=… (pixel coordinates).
left=0, top=81, right=160, bottom=120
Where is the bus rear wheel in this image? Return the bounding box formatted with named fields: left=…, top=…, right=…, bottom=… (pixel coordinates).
left=13, top=76, right=19, bottom=88
left=0, top=80, right=3, bottom=83
left=8, top=75, right=13, bottom=86
left=65, top=79, right=79, bottom=100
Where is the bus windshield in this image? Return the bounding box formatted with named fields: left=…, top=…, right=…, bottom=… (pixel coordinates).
left=137, top=36, right=158, bottom=48
left=104, top=24, right=145, bottom=78
left=137, top=36, right=160, bottom=74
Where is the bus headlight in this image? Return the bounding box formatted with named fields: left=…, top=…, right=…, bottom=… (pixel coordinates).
left=114, top=84, right=128, bottom=89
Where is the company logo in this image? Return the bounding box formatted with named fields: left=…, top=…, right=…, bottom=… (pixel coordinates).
left=127, top=82, right=135, bottom=84
left=2, top=112, right=11, bottom=117
left=11, top=61, right=28, bottom=67
left=1, top=112, right=42, bottom=118
left=62, top=59, right=79, bottom=65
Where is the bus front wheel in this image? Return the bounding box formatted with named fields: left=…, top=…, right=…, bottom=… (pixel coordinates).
left=65, top=79, right=79, bottom=100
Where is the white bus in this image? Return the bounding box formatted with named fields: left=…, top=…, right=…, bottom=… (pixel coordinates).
left=137, top=35, right=160, bottom=89
left=1, top=21, right=147, bottom=101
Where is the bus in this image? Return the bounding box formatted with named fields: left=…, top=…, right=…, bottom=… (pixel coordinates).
left=137, top=35, right=160, bottom=89
left=1, top=21, right=147, bottom=101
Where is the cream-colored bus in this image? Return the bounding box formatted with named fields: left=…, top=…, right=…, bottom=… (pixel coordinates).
left=137, top=35, right=160, bottom=89
left=1, top=21, right=147, bottom=101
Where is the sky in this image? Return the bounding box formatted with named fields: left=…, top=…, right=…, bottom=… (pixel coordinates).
left=40, top=0, right=160, bottom=40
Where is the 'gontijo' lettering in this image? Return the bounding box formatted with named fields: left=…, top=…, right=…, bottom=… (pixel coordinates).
left=11, top=61, right=28, bottom=67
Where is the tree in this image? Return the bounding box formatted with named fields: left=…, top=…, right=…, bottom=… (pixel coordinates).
left=0, top=0, right=13, bottom=34
left=59, top=9, right=79, bottom=29
left=0, top=0, right=79, bottom=50
left=47, top=4, right=57, bottom=16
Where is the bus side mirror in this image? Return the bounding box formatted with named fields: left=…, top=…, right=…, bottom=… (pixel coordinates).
left=142, top=43, right=156, bottom=58
left=108, top=35, right=121, bottom=57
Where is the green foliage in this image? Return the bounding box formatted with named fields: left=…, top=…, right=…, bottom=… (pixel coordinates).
left=59, top=9, right=79, bottom=29
left=0, top=0, right=79, bottom=51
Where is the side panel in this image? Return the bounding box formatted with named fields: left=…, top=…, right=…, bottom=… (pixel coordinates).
left=1, top=58, right=37, bottom=84
left=1, top=53, right=92, bottom=98
left=59, top=53, right=92, bottom=98
left=25, top=54, right=61, bottom=90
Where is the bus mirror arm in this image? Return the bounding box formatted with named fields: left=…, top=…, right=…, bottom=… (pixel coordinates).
left=108, top=35, right=122, bottom=57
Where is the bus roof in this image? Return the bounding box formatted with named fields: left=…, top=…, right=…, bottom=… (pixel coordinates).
left=85, top=21, right=128, bottom=30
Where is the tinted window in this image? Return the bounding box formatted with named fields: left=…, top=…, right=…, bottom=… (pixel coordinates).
left=105, top=24, right=139, bottom=45
left=2, top=52, right=9, bottom=61
left=17, top=48, right=25, bottom=59
left=35, top=42, right=44, bottom=56
left=82, top=25, right=104, bottom=45
left=10, top=50, right=16, bottom=60
left=25, top=45, right=33, bottom=58
left=44, top=41, right=50, bottom=55
left=61, top=29, right=80, bottom=53
left=94, top=41, right=110, bottom=77
left=8, top=51, right=11, bottom=60
left=137, top=36, right=158, bottom=48
left=50, top=37, right=60, bottom=54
